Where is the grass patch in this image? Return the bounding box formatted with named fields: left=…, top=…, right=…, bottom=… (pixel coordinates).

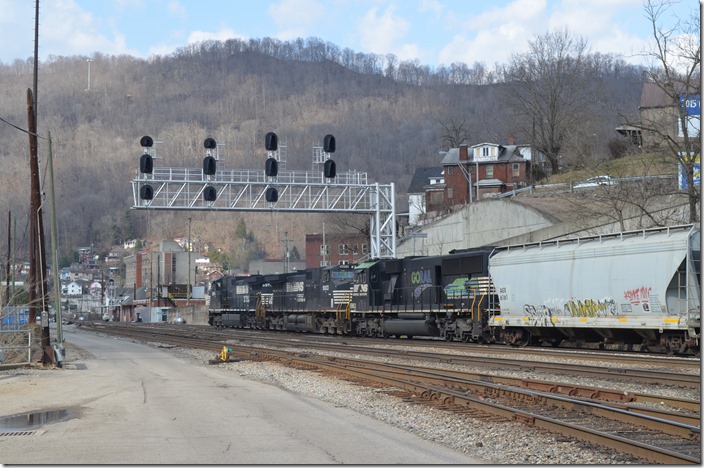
left=539, top=151, right=677, bottom=185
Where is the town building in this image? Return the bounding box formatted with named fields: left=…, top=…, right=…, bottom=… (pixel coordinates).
left=305, top=232, right=369, bottom=268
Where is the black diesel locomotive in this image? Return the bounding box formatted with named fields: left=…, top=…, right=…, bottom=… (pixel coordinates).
left=209, top=247, right=496, bottom=343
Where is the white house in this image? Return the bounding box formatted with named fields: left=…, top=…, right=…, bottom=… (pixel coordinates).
left=88, top=280, right=103, bottom=298
left=62, top=281, right=84, bottom=297
left=406, top=167, right=444, bottom=226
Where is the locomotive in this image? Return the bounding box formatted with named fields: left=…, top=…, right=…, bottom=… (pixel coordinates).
left=208, top=224, right=701, bottom=354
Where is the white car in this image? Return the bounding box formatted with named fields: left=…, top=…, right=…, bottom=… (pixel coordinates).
left=573, top=176, right=614, bottom=189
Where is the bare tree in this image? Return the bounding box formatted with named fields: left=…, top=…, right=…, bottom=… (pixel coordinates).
left=502, top=28, right=601, bottom=175
left=437, top=117, right=473, bottom=150
left=632, top=0, right=701, bottom=222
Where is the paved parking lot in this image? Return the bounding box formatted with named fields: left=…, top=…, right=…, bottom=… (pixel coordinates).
left=0, top=326, right=484, bottom=464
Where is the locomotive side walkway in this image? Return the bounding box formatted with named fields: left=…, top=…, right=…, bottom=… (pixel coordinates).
left=0, top=326, right=486, bottom=464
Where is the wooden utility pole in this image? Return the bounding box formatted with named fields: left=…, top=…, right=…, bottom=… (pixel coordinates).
left=5, top=211, right=10, bottom=308
left=27, top=89, right=38, bottom=325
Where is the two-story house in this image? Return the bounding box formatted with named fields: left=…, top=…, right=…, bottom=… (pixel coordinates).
left=62, top=280, right=85, bottom=297
left=441, top=142, right=532, bottom=205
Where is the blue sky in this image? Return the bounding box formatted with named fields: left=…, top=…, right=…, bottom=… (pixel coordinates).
left=0, top=0, right=698, bottom=67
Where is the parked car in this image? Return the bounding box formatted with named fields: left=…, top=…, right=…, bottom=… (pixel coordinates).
left=573, top=175, right=614, bottom=189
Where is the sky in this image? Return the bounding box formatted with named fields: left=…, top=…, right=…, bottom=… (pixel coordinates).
left=0, top=0, right=699, bottom=68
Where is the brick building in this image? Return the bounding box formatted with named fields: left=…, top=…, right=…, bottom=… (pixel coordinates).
left=305, top=232, right=369, bottom=268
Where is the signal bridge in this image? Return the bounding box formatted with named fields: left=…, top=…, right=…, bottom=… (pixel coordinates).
left=130, top=134, right=397, bottom=259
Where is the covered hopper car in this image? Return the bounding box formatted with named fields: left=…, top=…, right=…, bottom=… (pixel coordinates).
left=488, top=224, right=700, bottom=354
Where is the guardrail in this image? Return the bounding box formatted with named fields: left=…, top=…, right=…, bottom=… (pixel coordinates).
left=497, top=174, right=679, bottom=198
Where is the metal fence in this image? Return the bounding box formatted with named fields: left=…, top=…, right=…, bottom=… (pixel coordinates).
left=0, top=330, right=32, bottom=367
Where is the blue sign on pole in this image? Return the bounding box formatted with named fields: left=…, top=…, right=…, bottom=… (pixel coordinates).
left=680, top=95, right=700, bottom=116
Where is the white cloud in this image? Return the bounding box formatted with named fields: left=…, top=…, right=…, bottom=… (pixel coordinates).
left=357, top=5, right=424, bottom=61
left=39, top=0, right=140, bottom=58
left=268, top=0, right=325, bottom=40
left=187, top=27, right=244, bottom=44
left=419, top=0, right=443, bottom=18
left=167, top=0, right=188, bottom=20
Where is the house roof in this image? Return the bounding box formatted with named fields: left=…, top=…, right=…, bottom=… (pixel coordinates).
left=441, top=145, right=528, bottom=165
left=407, top=166, right=444, bottom=193
left=440, top=148, right=460, bottom=165
left=640, top=81, right=697, bottom=109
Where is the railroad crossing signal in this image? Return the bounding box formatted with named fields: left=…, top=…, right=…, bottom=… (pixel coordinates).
left=131, top=133, right=397, bottom=259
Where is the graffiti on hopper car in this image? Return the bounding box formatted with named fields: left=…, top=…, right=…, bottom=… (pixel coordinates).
left=624, top=286, right=651, bottom=307
left=523, top=298, right=618, bottom=319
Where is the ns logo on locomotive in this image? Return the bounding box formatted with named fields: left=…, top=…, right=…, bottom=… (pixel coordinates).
left=209, top=224, right=700, bottom=355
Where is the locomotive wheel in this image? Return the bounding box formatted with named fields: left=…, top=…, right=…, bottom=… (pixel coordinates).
left=445, top=333, right=453, bottom=342
left=462, top=334, right=471, bottom=343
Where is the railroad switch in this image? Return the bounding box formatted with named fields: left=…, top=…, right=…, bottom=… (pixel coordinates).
left=208, top=346, right=237, bottom=364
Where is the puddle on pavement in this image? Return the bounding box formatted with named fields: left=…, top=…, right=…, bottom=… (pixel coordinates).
left=0, top=409, right=76, bottom=431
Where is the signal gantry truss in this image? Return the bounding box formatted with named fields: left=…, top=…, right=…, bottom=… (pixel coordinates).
left=130, top=167, right=397, bottom=259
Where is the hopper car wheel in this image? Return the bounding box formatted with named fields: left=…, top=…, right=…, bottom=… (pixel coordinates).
left=516, top=334, right=531, bottom=347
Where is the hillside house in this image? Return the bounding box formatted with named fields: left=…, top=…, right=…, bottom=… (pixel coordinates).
left=441, top=142, right=532, bottom=205
left=88, top=280, right=103, bottom=298
left=407, top=167, right=444, bottom=226
left=62, top=280, right=84, bottom=297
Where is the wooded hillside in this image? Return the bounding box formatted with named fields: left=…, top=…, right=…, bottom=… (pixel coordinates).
left=0, top=37, right=644, bottom=266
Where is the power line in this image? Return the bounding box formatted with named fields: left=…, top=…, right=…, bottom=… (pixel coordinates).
left=0, top=115, right=47, bottom=139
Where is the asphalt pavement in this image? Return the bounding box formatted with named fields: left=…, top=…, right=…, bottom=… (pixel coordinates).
left=0, top=325, right=485, bottom=464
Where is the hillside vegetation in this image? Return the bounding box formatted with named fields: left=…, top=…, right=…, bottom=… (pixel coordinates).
left=0, top=37, right=646, bottom=267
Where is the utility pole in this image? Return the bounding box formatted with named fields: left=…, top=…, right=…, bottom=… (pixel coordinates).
left=282, top=231, right=290, bottom=273
left=47, top=132, right=64, bottom=345
left=86, top=59, right=92, bottom=92
left=187, top=217, right=191, bottom=305
left=5, top=211, right=10, bottom=308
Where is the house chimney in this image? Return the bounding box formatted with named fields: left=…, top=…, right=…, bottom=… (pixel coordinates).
left=459, top=144, right=468, bottom=161
left=507, top=135, right=515, bottom=145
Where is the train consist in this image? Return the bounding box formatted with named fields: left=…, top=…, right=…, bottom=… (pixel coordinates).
left=208, top=224, right=701, bottom=354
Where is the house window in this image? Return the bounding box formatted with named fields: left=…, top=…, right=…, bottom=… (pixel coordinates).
left=447, top=166, right=453, bottom=175
left=352, top=244, right=359, bottom=255
left=486, top=164, right=494, bottom=178
left=447, top=187, right=454, bottom=199
left=362, top=244, right=369, bottom=255
left=339, top=244, right=349, bottom=255
left=320, top=244, right=329, bottom=256
left=482, top=147, right=490, bottom=157
left=512, top=163, right=520, bottom=177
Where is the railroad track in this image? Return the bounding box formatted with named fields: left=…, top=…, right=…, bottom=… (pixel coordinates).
left=186, top=324, right=702, bottom=371
left=79, top=322, right=701, bottom=463
left=113, top=323, right=700, bottom=388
